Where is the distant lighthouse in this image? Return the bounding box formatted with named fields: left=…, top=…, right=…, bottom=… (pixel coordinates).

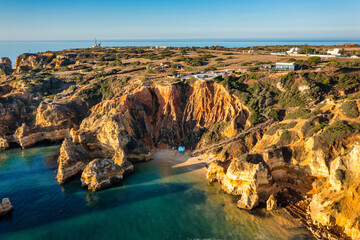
left=91, top=38, right=101, bottom=48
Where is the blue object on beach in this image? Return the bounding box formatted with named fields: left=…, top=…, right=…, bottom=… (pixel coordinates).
left=177, top=146, right=185, bottom=153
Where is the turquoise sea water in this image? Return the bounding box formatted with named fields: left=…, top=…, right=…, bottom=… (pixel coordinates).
left=1, top=39, right=360, bottom=66
left=0, top=145, right=312, bottom=240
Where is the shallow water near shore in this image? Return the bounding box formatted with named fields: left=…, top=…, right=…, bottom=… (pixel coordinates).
left=0, top=145, right=313, bottom=240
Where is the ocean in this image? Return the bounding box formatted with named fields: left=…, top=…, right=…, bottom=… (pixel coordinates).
left=1, top=39, right=360, bottom=66
left=0, top=145, right=312, bottom=240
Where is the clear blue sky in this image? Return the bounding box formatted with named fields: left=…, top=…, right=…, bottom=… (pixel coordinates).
left=1, top=0, right=359, bottom=40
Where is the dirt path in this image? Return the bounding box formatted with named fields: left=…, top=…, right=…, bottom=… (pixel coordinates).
left=192, top=118, right=274, bottom=155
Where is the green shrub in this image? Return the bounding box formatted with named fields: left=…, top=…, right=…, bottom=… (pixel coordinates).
left=249, top=111, right=266, bottom=125
left=305, top=56, right=321, bottom=65
left=280, top=130, right=293, bottom=142
left=240, top=62, right=252, bottom=66
left=248, top=67, right=259, bottom=72
left=340, top=101, right=359, bottom=118
left=284, top=109, right=311, bottom=120
left=321, top=121, right=360, bottom=145
left=204, top=123, right=226, bottom=143
left=279, top=72, right=296, bottom=90
left=283, top=121, right=297, bottom=129
left=265, top=123, right=286, bottom=135
left=278, top=90, right=307, bottom=108
left=313, top=124, right=326, bottom=132
left=268, top=108, right=282, bottom=121
left=334, top=73, right=360, bottom=91
left=322, top=61, right=341, bottom=73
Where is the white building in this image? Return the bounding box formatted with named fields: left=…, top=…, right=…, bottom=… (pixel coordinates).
left=287, top=47, right=301, bottom=54
left=327, top=48, right=340, bottom=55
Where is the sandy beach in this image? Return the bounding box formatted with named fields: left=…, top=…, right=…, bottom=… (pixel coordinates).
left=152, top=149, right=213, bottom=175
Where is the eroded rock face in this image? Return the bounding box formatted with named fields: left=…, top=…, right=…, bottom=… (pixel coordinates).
left=81, top=159, right=126, bottom=191
left=13, top=123, right=70, bottom=149
left=56, top=138, right=90, bottom=184
left=207, top=154, right=274, bottom=210
left=14, top=53, right=55, bottom=73
left=57, top=81, right=247, bottom=187
left=0, top=137, right=9, bottom=150
left=57, top=120, right=151, bottom=183
left=0, top=81, right=97, bottom=150
left=266, top=194, right=277, bottom=211
left=309, top=142, right=360, bottom=239
left=261, top=146, right=296, bottom=181
left=35, top=101, right=80, bottom=129
left=79, top=81, right=250, bottom=149
left=0, top=57, right=13, bottom=75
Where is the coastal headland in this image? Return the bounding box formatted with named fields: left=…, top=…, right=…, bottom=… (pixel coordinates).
left=1, top=44, right=360, bottom=239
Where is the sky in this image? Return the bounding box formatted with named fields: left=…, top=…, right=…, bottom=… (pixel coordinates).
left=0, top=0, right=359, bottom=41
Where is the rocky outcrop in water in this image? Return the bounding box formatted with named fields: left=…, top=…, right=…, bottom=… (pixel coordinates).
left=81, top=159, right=127, bottom=191
left=56, top=138, right=90, bottom=184
left=0, top=198, right=13, bottom=216
left=207, top=154, right=274, bottom=209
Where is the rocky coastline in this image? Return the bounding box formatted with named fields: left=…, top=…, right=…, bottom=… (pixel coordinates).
left=2, top=47, right=360, bottom=239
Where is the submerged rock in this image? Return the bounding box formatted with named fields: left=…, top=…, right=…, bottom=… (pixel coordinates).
left=81, top=159, right=126, bottom=192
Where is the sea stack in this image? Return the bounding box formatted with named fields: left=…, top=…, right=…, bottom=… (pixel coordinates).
left=0, top=198, right=13, bottom=216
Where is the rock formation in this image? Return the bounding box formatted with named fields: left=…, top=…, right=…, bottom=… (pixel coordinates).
left=14, top=53, right=74, bottom=73
left=206, top=98, right=360, bottom=238
left=3, top=48, right=360, bottom=239
left=0, top=198, right=13, bottom=216
left=56, top=138, right=90, bottom=183
left=55, top=80, right=249, bottom=190
left=266, top=194, right=277, bottom=211
left=207, top=154, right=274, bottom=209
left=81, top=159, right=126, bottom=191
left=0, top=57, right=13, bottom=75
left=309, top=142, right=360, bottom=239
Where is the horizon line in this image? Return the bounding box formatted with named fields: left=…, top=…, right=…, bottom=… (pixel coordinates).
left=1, top=38, right=360, bottom=42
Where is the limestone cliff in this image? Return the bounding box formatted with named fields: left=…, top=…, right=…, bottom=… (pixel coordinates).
left=207, top=154, right=274, bottom=209
left=309, top=142, right=360, bottom=239
left=56, top=138, right=90, bottom=184
left=13, top=53, right=74, bottom=73
left=79, top=81, right=249, bottom=148
left=0, top=74, right=98, bottom=150
left=56, top=80, right=249, bottom=188
left=206, top=98, right=360, bottom=239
